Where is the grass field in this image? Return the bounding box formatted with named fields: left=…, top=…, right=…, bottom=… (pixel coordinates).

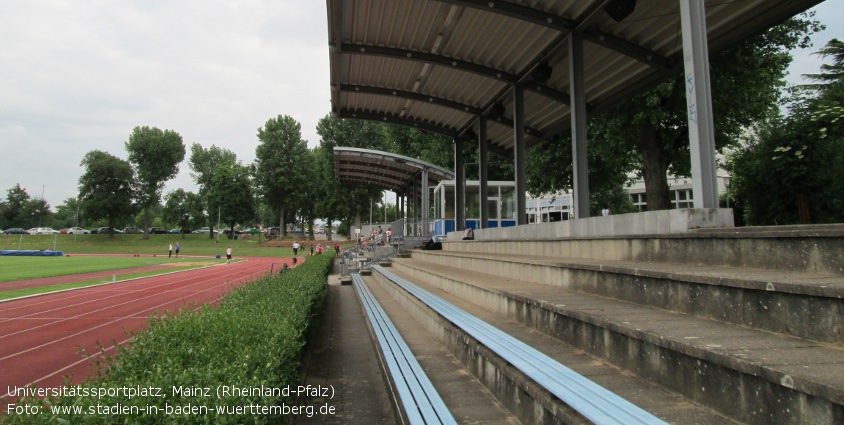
left=0, top=233, right=331, bottom=257
left=0, top=264, right=207, bottom=301
left=0, top=233, right=346, bottom=300
left=0, top=256, right=219, bottom=282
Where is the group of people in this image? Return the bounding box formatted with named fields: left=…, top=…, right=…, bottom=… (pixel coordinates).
left=167, top=242, right=181, bottom=258
left=359, top=226, right=393, bottom=247
left=166, top=239, right=345, bottom=267
left=292, top=241, right=340, bottom=257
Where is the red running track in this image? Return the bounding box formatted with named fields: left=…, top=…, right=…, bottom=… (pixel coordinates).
left=0, top=256, right=292, bottom=403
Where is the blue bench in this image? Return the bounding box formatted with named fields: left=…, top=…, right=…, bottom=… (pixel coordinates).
left=352, top=273, right=457, bottom=425
left=373, top=265, right=668, bottom=425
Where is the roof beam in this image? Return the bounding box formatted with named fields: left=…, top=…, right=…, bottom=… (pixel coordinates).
left=437, top=0, right=673, bottom=71
left=340, top=43, right=571, bottom=104
left=335, top=109, right=461, bottom=139
left=582, top=30, right=673, bottom=70
left=336, top=162, right=411, bottom=180
left=342, top=43, right=517, bottom=83
left=341, top=84, right=483, bottom=115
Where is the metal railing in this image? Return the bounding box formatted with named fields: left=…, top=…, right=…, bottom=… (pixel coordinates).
left=340, top=242, right=398, bottom=276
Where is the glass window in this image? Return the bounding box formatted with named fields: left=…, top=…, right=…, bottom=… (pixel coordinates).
left=444, top=185, right=455, bottom=219
left=466, top=185, right=480, bottom=219
left=500, top=186, right=515, bottom=219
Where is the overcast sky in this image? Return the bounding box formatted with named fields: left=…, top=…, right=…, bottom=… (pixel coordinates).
left=1, top=0, right=842, bottom=211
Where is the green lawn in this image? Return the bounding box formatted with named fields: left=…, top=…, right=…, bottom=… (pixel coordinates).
left=0, top=233, right=296, bottom=257
left=0, top=233, right=343, bottom=301
left=0, top=265, right=206, bottom=301
left=0, top=256, right=218, bottom=282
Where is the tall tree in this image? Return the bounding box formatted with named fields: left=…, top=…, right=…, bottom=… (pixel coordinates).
left=188, top=144, right=237, bottom=237
left=78, top=151, right=136, bottom=237
left=53, top=198, right=84, bottom=229
left=727, top=38, right=843, bottom=225
left=1, top=184, right=30, bottom=228
left=207, top=163, right=254, bottom=238
left=125, top=126, right=186, bottom=238
left=162, top=189, right=205, bottom=238
left=254, top=115, right=310, bottom=238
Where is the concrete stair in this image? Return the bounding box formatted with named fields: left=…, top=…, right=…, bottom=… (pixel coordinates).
left=366, top=227, right=843, bottom=424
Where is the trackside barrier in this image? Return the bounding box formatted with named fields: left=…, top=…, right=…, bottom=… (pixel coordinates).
left=352, top=273, right=457, bottom=425
left=372, top=265, right=668, bottom=425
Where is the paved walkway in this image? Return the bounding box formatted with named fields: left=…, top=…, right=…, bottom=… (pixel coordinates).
left=299, top=272, right=396, bottom=424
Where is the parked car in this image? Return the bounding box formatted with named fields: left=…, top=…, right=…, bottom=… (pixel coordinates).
left=148, top=227, right=168, bottom=234
left=66, top=227, right=90, bottom=234
left=95, top=227, right=122, bottom=235
left=194, top=227, right=211, bottom=234
left=242, top=227, right=261, bottom=234
left=3, top=228, right=29, bottom=235
left=122, top=227, right=142, bottom=234
left=29, top=227, right=60, bottom=235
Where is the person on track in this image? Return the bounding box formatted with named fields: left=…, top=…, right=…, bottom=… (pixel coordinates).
left=168, top=243, right=173, bottom=258
left=226, top=246, right=232, bottom=264
left=175, top=242, right=181, bottom=258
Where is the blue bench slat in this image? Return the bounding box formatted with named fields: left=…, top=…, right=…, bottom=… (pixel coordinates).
left=374, top=265, right=668, bottom=425
left=353, top=274, right=457, bottom=425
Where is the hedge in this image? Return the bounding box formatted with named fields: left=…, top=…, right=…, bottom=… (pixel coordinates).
left=3, top=253, right=333, bottom=425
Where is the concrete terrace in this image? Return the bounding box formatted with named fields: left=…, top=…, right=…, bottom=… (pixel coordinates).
left=301, top=212, right=843, bottom=424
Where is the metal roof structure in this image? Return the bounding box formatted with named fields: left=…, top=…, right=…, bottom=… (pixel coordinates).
left=327, top=0, right=818, bottom=154
left=333, top=147, right=454, bottom=194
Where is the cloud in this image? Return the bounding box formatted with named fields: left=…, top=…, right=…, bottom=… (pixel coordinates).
left=0, top=0, right=330, bottom=209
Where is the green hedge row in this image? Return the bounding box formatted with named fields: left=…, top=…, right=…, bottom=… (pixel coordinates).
left=4, top=254, right=333, bottom=425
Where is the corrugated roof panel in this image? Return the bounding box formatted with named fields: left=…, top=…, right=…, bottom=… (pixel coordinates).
left=329, top=0, right=823, bottom=153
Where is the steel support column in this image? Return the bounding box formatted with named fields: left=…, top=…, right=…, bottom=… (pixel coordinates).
left=680, top=0, right=719, bottom=208
left=513, top=85, right=527, bottom=225
left=421, top=170, right=429, bottom=237
left=569, top=31, right=590, bottom=218
left=455, top=139, right=466, bottom=232
left=478, top=116, right=489, bottom=229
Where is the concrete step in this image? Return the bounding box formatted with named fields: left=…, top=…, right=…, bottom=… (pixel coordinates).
left=408, top=250, right=843, bottom=344
left=389, top=258, right=844, bottom=425
left=443, top=228, right=843, bottom=274
left=366, top=267, right=738, bottom=424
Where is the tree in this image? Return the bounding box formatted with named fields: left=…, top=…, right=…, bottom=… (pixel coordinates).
left=23, top=198, right=51, bottom=229
left=1, top=184, right=30, bottom=228
left=727, top=38, right=843, bottom=225
left=188, top=144, right=237, bottom=237
left=125, top=126, right=186, bottom=238
left=254, top=115, right=310, bottom=238
left=162, top=189, right=205, bottom=238
left=53, top=198, right=83, bottom=229
left=78, top=151, right=136, bottom=237
left=207, top=163, right=254, bottom=239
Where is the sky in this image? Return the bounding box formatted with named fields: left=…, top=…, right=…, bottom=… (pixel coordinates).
left=1, top=0, right=842, bottom=211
